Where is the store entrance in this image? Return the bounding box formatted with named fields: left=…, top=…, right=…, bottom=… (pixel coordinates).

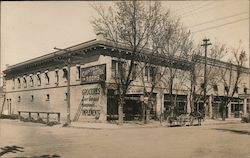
left=123, top=99, right=142, bottom=121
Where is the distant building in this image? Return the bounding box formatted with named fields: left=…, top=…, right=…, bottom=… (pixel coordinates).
left=2, top=35, right=250, bottom=122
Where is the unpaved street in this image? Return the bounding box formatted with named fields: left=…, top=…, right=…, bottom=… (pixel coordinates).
left=0, top=120, right=250, bottom=158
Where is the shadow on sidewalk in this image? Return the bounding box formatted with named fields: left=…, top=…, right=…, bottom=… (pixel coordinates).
left=213, top=128, right=250, bottom=135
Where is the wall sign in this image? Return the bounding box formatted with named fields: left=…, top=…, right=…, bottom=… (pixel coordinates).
left=81, top=64, right=106, bottom=84
left=81, top=87, right=101, bottom=119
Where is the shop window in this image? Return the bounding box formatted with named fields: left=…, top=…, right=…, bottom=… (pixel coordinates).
left=46, top=94, right=50, bottom=101
left=76, top=65, right=81, bottom=80
left=31, top=95, right=34, bottom=102
left=17, top=78, right=21, bottom=88
left=37, top=72, right=41, bottom=86
left=55, top=69, right=59, bottom=85
left=45, top=70, right=50, bottom=85
left=23, top=77, right=27, bottom=88
left=18, top=96, right=21, bottom=102
left=29, top=75, right=34, bottom=87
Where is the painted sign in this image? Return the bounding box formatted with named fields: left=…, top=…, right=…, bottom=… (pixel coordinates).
left=81, top=64, right=106, bottom=84
left=81, top=87, right=101, bottom=119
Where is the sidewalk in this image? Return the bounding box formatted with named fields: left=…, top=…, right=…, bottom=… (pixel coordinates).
left=69, top=118, right=242, bottom=129
left=202, top=118, right=242, bottom=126
left=69, top=120, right=166, bottom=130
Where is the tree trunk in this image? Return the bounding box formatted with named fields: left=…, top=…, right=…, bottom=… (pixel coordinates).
left=145, top=109, right=150, bottom=124
left=118, top=98, right=124, bottom=125
left=142, top=102, right=145, bottom=123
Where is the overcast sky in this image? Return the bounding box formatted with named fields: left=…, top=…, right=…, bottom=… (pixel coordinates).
left=1, top=0, right=249, bottom=72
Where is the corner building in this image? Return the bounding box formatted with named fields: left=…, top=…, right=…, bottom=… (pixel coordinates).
left=2, top=35, right=250, bottom=122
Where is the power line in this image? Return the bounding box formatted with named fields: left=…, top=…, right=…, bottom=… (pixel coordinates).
left=189, top=12, right=248, bottom=28
left=180, top=1, right=214, bottom=17
left=181, top=1, right=237, bottom=19
left=192, top=17, right=249, bottom=33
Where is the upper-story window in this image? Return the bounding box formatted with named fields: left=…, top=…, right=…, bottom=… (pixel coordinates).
left=45, top=70, right=50, bottom=85
left=46, top=94, right=50, bottom=101
left=37, top=72, right=41, bottom=86
left=12, top=78, right=15, bottom=89
left=18, top=96, right=21, bottom=102
left=145, top=66, right=149, bottom=81
left=224, top=85, right=229, bottom=93
left=23, top=76, right=27, bottom=88
left=55, top=69, right=59, bottom=85
left=31, top=95, right=34, bottom=102
left=29, top=74, right=34, bottom=87
left=213, top=84, right=218, bottom=92
left=76, top=65, right=81, bottom=80
left=63, top=67, right=68, bottom=81
left=112, top=60, right=125, bottom=78
left=244, top=87, right=248, bottom=94
left=145, top=65, right=156, bottom=81
left=234, top=86, right=239, bottom=94
left=17, top=78, right=21, bottom=88
left=131, top=63, right=137, bottom=80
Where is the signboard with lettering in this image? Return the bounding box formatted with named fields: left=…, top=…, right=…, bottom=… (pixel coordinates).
left=81, top=87, right=101, bottom=119
left=81, top=64, right=106, bottom=84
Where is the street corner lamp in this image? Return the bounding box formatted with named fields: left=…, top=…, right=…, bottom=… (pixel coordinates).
left=54, top=47, right=71, bottom=125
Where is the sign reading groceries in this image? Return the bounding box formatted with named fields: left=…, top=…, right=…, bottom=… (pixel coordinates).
left=81, top=64, right=106, bottom=84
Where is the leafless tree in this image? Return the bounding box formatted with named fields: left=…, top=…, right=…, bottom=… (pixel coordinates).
left=185, top=42, right=226, bottom=116
left=218, top=43, right=247, bottom=120
left=91, top=1, right=166, bottom=125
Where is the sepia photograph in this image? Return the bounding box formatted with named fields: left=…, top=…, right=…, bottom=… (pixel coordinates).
left=0, top=1, right=250, bottom=158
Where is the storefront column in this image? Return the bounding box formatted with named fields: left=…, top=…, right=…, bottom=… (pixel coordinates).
left=208, top=95, right=213, bottom=118
left=227, top=102, right=231, bottom=118
left=243, top=97, right=247, bottom=116
left=186, top=92, right=191, bottom=114
left=156, top=93, right=164, bottom=120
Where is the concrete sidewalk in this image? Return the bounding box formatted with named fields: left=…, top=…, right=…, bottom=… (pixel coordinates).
left=202, top=118, right=242, bottom=125
left=69, top=118, right=242, bottom=129
left=69, top=120, right=166, bottom=130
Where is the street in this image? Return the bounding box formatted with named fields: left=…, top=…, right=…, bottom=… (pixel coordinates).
left=0, top=120, right=250, bottom=158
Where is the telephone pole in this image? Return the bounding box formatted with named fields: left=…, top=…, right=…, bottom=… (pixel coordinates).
left=54, top=47, right=72, bottom=125
left=201, top=38, right=212, bottom=115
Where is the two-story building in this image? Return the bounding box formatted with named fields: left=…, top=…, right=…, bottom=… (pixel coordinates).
left=2, top=34, right=250, bottom=122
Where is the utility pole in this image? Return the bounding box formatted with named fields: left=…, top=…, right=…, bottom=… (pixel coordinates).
left=201, top=38, right=212, bottom=115
left=54, top=47, right=71, bottom=125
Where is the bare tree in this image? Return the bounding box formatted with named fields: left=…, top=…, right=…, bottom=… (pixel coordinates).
left=185, top=42, right=226, bottom=116
left=218, top=43, right=247, bottom=120
left=159, top=23, right=193, bottom=118
left=91, top=1, right=165, bottom=125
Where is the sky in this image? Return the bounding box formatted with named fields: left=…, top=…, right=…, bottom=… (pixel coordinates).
left=1, top=0, right=249, bottom=73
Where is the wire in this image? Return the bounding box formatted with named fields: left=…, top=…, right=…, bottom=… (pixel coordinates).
left=192, top=17, right=249, bottom=33
left=189, top=12, right=248, bottom=28
left=180, top=1, right=214, bottom=17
